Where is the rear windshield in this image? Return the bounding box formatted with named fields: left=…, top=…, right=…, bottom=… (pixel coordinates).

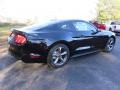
left=20, top=21, right=57, bottom=30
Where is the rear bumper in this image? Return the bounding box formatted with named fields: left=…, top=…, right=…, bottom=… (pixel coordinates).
left=9, top=46, right=31, bottom=60
left=9, top=49, right=46, bottom=63
left=8, top=44, right=47, bottom=60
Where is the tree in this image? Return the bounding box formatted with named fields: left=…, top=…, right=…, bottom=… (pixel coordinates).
left=96, top=0, right=120, bottom=22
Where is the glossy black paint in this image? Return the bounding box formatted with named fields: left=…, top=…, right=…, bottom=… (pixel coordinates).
left=8, top=20, right=116, bottom=60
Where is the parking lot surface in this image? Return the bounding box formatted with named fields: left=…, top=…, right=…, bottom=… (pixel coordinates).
left=0, top=36, right=120, bottom=90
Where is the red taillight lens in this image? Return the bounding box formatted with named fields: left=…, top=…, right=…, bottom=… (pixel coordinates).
left=15, top=35, right=26, bottom=44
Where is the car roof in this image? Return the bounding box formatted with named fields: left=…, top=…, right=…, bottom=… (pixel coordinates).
left=18, top=19, right=89, bottom=32
left=21, top=19, right=87, bottom=28
left=48, top=19, right=88, bottom=23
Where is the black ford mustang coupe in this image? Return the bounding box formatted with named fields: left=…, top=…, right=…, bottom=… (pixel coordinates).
left=8, top=20, right=116, bottom=68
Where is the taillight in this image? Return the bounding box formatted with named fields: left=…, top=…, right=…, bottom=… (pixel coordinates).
left=15, top=35, right=26, bottom=44
left=103, top=25, right=106, bottom=30
left=97, top=24, right=106, bottom=30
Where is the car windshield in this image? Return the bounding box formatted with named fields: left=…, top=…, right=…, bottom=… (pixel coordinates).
left=111, top=22, right=115, bottom=25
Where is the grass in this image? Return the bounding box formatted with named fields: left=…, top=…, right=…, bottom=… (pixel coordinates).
left=0, top=24, right=26, bottom=53
left=0, top=25, right=11, bottom=49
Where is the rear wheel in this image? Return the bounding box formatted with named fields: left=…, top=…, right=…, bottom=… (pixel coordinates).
left=47, top=44, right=70, bottom=68
left=104, top=37, right=115, bottom=52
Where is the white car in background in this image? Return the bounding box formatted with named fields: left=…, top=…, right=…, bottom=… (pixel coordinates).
left=105, top=21, right=120, bottom=35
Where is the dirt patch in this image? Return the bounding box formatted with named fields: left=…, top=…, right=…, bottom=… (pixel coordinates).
left=0, top=47, right=8, bottom=53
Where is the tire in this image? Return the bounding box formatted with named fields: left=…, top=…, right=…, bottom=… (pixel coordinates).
left=117, top=32, right=120, bottom=36
left=47, top=44, right=70, bottom=68
left=109, top=28, right=112, bottom=31
left=104, top=37, right=115, bottom=52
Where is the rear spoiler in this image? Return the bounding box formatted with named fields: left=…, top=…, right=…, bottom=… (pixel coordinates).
left=11, top=28, right=27, bottom=36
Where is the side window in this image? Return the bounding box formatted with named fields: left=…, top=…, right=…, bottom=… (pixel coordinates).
left=48, top=23, right=72, bottom=30
left=111, top=22, right=115, bottom=25
left=73, top=22, right=88, bottom=31
left=87, top=23, right=97, bottom=32
left=118, top=22, right=120, bottom=25
left=59, top=23, right=71, bottom=30
left=115, top=21, right=120, bottom=25
left=73, top=22, right=97, bottom=32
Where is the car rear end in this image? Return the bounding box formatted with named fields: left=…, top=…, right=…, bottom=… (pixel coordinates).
left=97, top=23, right=106, bottom=30
left=8, top=29, right=48, bottom=60
left=91, top=21, right=106, bottom=30
left=8, top=30, right=26, bottom=59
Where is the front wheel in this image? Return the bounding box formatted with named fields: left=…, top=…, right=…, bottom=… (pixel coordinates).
left=104, top=37, right=115, bottom=52
left=47, top=44, right=70, bottom=68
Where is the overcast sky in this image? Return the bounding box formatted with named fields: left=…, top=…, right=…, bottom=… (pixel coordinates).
left=0, top=0, right=98, bottom=22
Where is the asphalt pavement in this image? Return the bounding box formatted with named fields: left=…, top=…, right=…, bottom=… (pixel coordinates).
left=0, top=36, right=120, bottom=90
